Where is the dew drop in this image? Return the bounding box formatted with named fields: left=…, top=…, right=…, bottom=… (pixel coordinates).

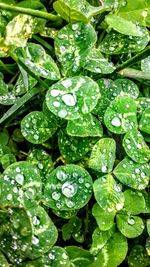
left=58, top=109, right=68, bottom=118
left=53, top=101, right=60, bottom=107
left=111, top=117, right=121, bottom=127
left=62, top=182, right=77, bottom=198
left=62, top=252, right=68, bottom=260
left=52, top=191, right=61, bottom=201
left=49, top=253, right=55, bottom=260
left=34, top=134, right=39, bottom=140
left=135, top=168, right=140, bottom=174
left=72, top=23, right=79, bottom=30
left=62, top=94, right=76, bottom=106
left=78, top=177, right=84, bottom=183
left=116, top=203, right=123, bottom=211
left=32, top=235, right=39, bottom=245
left=16, top=167, right=21, bottom=173
left=50, top=89, right=60, bottom=97
left=61, top=79, right=72, bottom=88
left=7, top=194, right=12, bottom=200
left=15, top=174, right=24, bottom=185
left=56, top=170, right=67, bottom=181
left=102, top=165, right=107, bottom=173
left=33, top=216, right=40, bottom=226
left=65, top=199, right=75, bottom=208
left=128, top=217, right=135, bottom=225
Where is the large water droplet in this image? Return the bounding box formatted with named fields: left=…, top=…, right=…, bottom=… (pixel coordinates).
left=33, top=216, right=40, bottom=226
left=128, top=217, right=135, bottom=225
left=32, top=235, right=39, bottom=245
left=56, top=170, right=67, bottom=181
left=61, top=79, right=72, bottom=88
left=62, top=182, right=77, bottom=198
left=58, top=109, right=68, bottom=118
left=62, top=94, right=76, bottom=106
left=111, top=117, right=121, bottom=127
left=51, top=89, right=60, bottom=97
left=15, top=174, right=24, bottom=185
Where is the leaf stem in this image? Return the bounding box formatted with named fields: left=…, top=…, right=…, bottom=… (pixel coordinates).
left=115, top=45, right=150, bottom=71
left=32, top=35, right=54, bottom=54
left=0, top=3, right=62, bottom=24
left=117, top=67, right=150, bottom=80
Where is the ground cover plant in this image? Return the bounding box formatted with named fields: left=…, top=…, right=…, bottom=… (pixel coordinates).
left=0, top=0, right=150, bottom=266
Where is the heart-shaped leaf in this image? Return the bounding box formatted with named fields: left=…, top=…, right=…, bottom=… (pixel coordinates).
left=92, top=203, right=115, bottom=231
left=122, top=189, right=145, bottom=215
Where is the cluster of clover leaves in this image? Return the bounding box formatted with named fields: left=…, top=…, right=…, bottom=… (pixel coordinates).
left=0, top=0, right=150, bottom=266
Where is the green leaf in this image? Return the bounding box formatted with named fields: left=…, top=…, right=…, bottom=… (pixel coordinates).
left=46, top=76, right=100, bottom=120
left=84, top=48, right=115, bottom=74
left=0, top=131, right=9, bottom=146
left=113, top=157, right=150, bottom=190
left=54, top=22, right=97, bottom=75
left=104, top=95, right=137, bottom=134
left=116, top=214, right=144, bottom=238
left=0, top=161, right=42, bottom=208
left=65, top=246, right=94, bottom=267
left=43, top=164, right=93, bottom=210
left=123, top=128, right=150, bottom=163
left=0, top=251, right=9, bottom=266
left=58, top=130, right=97, bottom=162
left=90, top=225, right=115, bottom=255
left=4, top=14, right=36, bottom=47
left=66, top=113, right=103, bottom=137
left=122, top=189, right=145, bottom=215
left=128, top=245, right=150, bottom=267
left=13, top=71, right=37, bottom=96
left=139, top=107, right=150, bottom=134
left=26, top=205, right=58, bottom=259
left=1, top=153, right=16, bottom=169
left=89, top=231, right=128, bottom=267
left=52, top=208, right=78, bottom=219
left=0, top=207, right=32, bottom=263
left=89, top=138, right=116, bottom=173
left=62, top=216, right=82, bottom=241
left=105, top=14, right=145, bottom=36
left=141, top=56, right=150, bottom=72
left=53, top=0, right=109, bottom=23
left=92, top=203, right=115, bottom=231
left=99, top=28, right=149, bottom=54
left=136, top=97, right=150, bottom=119
left=117, top=0, right=150, bottom=27
left=93, top=174, right=124, bottom=212
left=21, top=111, right=57, bottom=144
left=15, top=43, right=61, bottom=80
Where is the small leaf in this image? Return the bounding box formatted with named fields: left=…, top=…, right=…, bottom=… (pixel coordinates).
left=92, top=203, right=115, bottom=231
left=0, top=161, right=42, bottom=208
left=89, top=138, right=116, bottom=173
left=89, top=231, right=128, bottom=267
left=93, top=174, right=124, bottom=213
left=66, top=113, right=103, bottom=137
left=122, top=189, right=145, bottom=215
left=90, top=226, right=115, bottom=255
left=123, top=128, right=150, bottom=163
left=113, top=157, right=150, bottom=190
left=104, top=95, right=137, bottom=134
left=139, top=107, right=150, bottom=134
left=116, top=214, right=144, bottom=238
left=0, top=131, right=9, bottom=146
left=105, top=14, right=145, bottom=36
left=15, top=43, right=61, bottom=80
left=43, top=164, right=93, bottom=210
left=99, top=28, right=149, bottom=54
left=128, top=245, right=150, bottom=267
left=58, top=130, right=97, bottom=162
left=54, top=22, right=97, bottom=75
left=53, top=0, right=109, bottom=23
left=84, top=48, right=115, bottom=74
left=21, top=111, right=57, bottom=144
left=4, top=15, right=36, bottom=47
left=26, top=205, right=58, bottom=259
left=46, top=76, right=100, bottom=120
left=62, top=216, right=82, bottom=241
left=65, top=246, right=94, bottom=267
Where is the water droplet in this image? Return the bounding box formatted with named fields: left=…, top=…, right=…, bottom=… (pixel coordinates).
left=15, top=174, right=24, bottom=185
left=116, top=203, right=123, bottom=210
left=7, top=194, right=12, bottom=200
left=61, top=79, right=72, bottom=88
left=127, top=144, right=132, bottom=149
left=53, top=101, right=60, bottom=107
left=16, top=167, right=21, bottom=173
left=141, top=172, right=146, bottom=178
left=102, top=165, right=107, bottom=173
left=52, top=191, right=61, bottom=201
left=62, top=94, right=76, bottom=106
left=32, top=235, right=39, bottom=245
left=49, top=252, right=55, bottom=260
left=128, top=217, right=135, bottom=225
left=62, top=252, right=68, bottom=259
left=51, top=89, right=60, bottom=97
left=125, top=139, right=130, bottom=144
left=56, top=170, right=67, bottom=181
left=72, top=23, right=79, bottom=30
left=58, top=109, right=68, bottom=118
left=65, top=199, right=75, bottom=208
left=38, top=163, right=43, bottom=170
left=114, top=184, right=122, bottom=192
left=13, top=187, right=18, bottom=193
left=62, top=182, right=77, bottom=198
left=79, top=177, right=84, bottom=183
left=111, top=117, right=121, bottom=127
left=33, top=216, right=40, bottom=226
left=85, top=183, right=90, bottom=188
left=34, top=134, right=39, bottom=140
left=135, top=168, right=140, bottom=174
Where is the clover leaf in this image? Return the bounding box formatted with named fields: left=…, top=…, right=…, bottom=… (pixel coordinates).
left=122, top=189, right=145, bottom=215
left=43, top=164, right=93, bottom=210
left=46, top=76, right=100, bottom=120
left=92, top=203, right=115, bottom=231
left=128, top=245, right=150, bottom=267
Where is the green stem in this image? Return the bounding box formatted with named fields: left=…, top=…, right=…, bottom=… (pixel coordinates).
left=118, top=67, right=150, bottom=80
left=0, top=60, right=15, bottom=75
left=115, top=45, right=150, bottom=71
left=0, top=3, right=62, bottom=23
left=32, top=35, right=54, bottom=54
left=0, top=86, right=42, bottom=125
